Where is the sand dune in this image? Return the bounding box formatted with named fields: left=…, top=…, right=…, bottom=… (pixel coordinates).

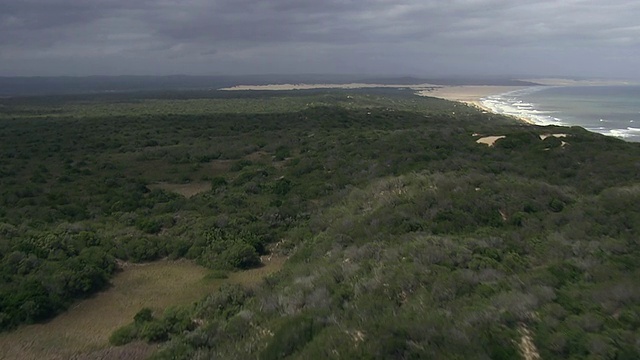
left=476, top=136, right=506, bottom=146
left=220, top=83, right=438, bottom=91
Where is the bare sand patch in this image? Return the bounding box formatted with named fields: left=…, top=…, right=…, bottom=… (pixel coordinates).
left=148, top=182, right=211, bottom=197
left=518, top=324, right=541, bottom=360
left=539, top=133, right=568, bottom=140
left=476, top=136, right=506, bottom=146
left=540, top=133, right=570, bottom=148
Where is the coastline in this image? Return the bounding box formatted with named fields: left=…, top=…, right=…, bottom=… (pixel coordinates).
left=220, top=82, right=540, bottom=125
left=415, top=85, right=536, bottom=124
left=219, top=82, right=439, bottom=91
left=421, top=84, right=640, bottom=143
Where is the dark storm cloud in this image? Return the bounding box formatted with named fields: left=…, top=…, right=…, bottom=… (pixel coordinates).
left=1, top=0, right=639, bottom=77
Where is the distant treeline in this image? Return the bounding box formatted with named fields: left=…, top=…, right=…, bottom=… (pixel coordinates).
left=0, top=75, right=536, bottom=96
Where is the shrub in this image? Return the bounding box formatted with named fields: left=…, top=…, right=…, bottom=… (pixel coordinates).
left=109, top=323, right=138, bottom=345
left=274, top=146, right=291, bottom=161
left=211, top=176, right=227, bottom=189
left=134, top=307, right=154, bottom=324
left=141, top=321, right=170, bottom=342
left=230, top=159, right=252, bottom=172
left=136, top=217, right=163, bottom=234
left=549, top=198, right=565, bottom=212
left=261, top=314, right=323, bottom=360
left=220, top=242, right=260, bottom=269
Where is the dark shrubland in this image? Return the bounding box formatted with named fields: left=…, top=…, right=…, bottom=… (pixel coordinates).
left=1, top=89, right=639, bottom=358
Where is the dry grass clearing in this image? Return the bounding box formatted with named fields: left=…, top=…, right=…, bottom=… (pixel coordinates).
left=0, top=257, right=285, bottom=360
left=209, top=159, right=233, bottom=174
left=244, top=150, right=270, bottom=163
left=148, top=182, right=212, bottom=198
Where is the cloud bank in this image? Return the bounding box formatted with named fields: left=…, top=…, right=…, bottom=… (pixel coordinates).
left=1, top=0, right=638, bottom=77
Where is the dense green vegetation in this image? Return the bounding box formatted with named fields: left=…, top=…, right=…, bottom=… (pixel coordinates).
left=1, top=89, right=639, bottom=358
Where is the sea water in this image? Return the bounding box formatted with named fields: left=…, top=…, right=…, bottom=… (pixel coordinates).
left=481, top=85, right=640, bottom=142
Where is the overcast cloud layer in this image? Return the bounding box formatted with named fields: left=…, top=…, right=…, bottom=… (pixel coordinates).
left=1, top=0, right=639, bottom=78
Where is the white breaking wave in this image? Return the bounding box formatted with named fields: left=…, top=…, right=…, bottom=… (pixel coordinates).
left=480, top=86, right=564, bottom=125
left=480, top=87, right=640, bottom=142
left=590, top=127, right=640, bottom=140
left=603, top=129, right=636, bottom=138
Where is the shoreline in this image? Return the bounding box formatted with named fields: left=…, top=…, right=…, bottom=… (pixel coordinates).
left=422, top=84, right=640, bottom=143
left=415, top=85, right=537, bottom=124
left=221, top=82, right=540, bottom=125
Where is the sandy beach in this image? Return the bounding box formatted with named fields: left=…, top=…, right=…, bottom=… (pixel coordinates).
left=219, top=82, right=438, bottom=91
left=416, top=85, right=538, bottom=124
left=415, top=85, right=527, bottom=110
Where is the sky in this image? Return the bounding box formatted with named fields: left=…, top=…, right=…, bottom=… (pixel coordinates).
left=1, top=0, right=639, bottom=78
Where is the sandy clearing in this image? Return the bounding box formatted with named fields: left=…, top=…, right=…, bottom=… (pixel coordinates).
left=518, top=324, right=541, bottom=360
left=220, top=82, right=438, bottom=91
left=541, top=133, right=570, bottom=147
left=539, top=133, right=568, bottom=140
left=476, top=136, right=506, bottom=146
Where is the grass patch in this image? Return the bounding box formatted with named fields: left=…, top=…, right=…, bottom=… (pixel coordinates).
left=0, top=257, right=284, bottom=359
left=147, top=182, right=212, bottom=198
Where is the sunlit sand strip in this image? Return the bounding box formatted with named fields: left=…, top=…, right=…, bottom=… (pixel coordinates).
left=416, top=85, right=527, bottom=104
left=220, top=83, right=439, bottom=91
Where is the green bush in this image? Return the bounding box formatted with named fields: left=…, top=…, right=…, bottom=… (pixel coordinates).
left=220, top=242, right=260, bottom=269
left=134, top=307, right=154, bottom=324
left=210, top=176, right=227, bottom=189
left=274, top=146, right=291, bottom=161
left=261, top=314, right=323, bottom=360
left=109, top=323, right=138, bottom=345
left=135, top=218, right=162, bottom=234
left=141, top=321, right=170, bottom=342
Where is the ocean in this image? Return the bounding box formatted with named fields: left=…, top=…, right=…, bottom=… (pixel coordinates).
left=481, top=85, right=640, bottom=142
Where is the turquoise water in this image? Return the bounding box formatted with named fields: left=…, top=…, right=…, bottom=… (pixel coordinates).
left=481, top=85, right=640, bottom=142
